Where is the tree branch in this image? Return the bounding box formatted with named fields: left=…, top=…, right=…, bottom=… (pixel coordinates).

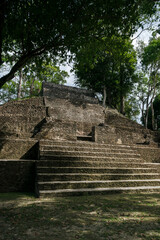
left=0, top=46, right=47, bottom=88
left=131, top=27, right=150, bottom=42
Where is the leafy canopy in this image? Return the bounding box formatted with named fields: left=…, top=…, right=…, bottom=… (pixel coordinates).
left=74, top=36, right=137, bottom=112
left=0, top=0, right=158, bottom=88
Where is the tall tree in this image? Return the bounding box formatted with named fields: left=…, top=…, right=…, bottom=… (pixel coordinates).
left=139, top=37, right=160, bottom=129
left=0, top=0, right=158, bottom=88
left=74, top=36, right=137, bottom=113
left=132, top=72, right=150, bottom=127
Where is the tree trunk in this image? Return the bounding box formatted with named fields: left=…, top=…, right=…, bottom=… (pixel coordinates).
left=151, top=101, right=155, bottom=130
left=107, top=88, right=112, bottom=106
left=144, top=108, right=149, bottom=129
left=103, top=85, right=106, bottom=108
left=0, top=45, right=46, bottom=89
left=120, top=95, right=125, bottom=115
left=119, top=65, right=125, bottom=115
left=144, top=94, right=150, bottom=129
left=17, top=69, right=23, bottom=99
left=150, top=73, right=157, bottom=130
left=141, top=101, right=146, bottom=127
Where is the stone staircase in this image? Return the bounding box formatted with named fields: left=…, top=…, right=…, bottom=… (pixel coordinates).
left=36, top=140, right=160, bottom=197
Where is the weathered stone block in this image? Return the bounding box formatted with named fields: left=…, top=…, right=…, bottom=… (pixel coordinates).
left=45, top=97, right=104, bottom=136
left=132, top=146, right=160, bottom=163
left=0, top=97, right=46, bottom=138
left=43, top=82, right=98, bottom=104
left=39, top=120, right=77, bottom=141
left=0, top=160, right=36, bottom=192
left=0, top=138, right=38, bottom=159
left=92, top=125, right=122, bottom=144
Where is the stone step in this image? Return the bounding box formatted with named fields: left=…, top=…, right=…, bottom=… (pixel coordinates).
left=39, top=140, right=132, bottom=149
left=36, top=160, right=158, bottom=168
left=37, top=140, right=160, bottom=197
left=37, top=156, right=144, bottom=163
left=40, top=145, right=136, bottom=154
left=36, top=166, right=158, bottom=174
left=113, top=124, right=145, bottom=130
left=37, top=173, right=160, bottom=181
left=40, top=142, right=160, bottom=152
left=39, top=151, right=141, bottom=159
left=39, top=186, right=160, bottom=197
left=38, top=179, right=160, bottom=191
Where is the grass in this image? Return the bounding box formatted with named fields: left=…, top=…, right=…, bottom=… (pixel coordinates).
left=0, top=193, right=160, bottom=240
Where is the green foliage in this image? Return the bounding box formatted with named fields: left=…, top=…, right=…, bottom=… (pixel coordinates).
left=0, top=0, right=159, bottom=88
left=0, top=80, right=17, bottom=102
left=136, top=37, right=160, bottom=128
left=142, top=37, right=160, bottom=67
left=124, top=95, right=140, bottom=121
left=21, top=58, right=68, bottom=97
left=0, top=58, right=68, bottom=103
left=74, top=36, right=137, bottom=113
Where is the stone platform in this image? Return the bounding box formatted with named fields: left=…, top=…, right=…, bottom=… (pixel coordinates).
left=0, top=83, right=160, bottom=196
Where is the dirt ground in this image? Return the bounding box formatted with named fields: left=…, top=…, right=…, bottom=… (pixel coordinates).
left=0, top=192, right=160, bottom=240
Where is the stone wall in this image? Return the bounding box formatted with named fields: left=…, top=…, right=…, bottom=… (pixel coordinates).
left=92, top=125, right=120, bottom=144
left=43, top=82, right=98, bottom=104
left=0, top=97, right=46, bottom=138
left=132, top=146, right=160, bottom=163
left=45, top=98, right=105, bottom=136
left=42, top=82, right=105, bottom=137
left=0, top=160, right=36, bottom=192
left=93, top=124, right=160, bottom=146
left=0, top=138, right=38, bottom=159
left=91, top=108, right=160, bottom=146
left=37, top=120, right=77, bottom=141
left=42, top=83, right=104, bottom=136
left=0, top=97, right=45, bottom=115
left=105, top=108, right=143, bottom=128
left=0, top=83, right=159, bottom=146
